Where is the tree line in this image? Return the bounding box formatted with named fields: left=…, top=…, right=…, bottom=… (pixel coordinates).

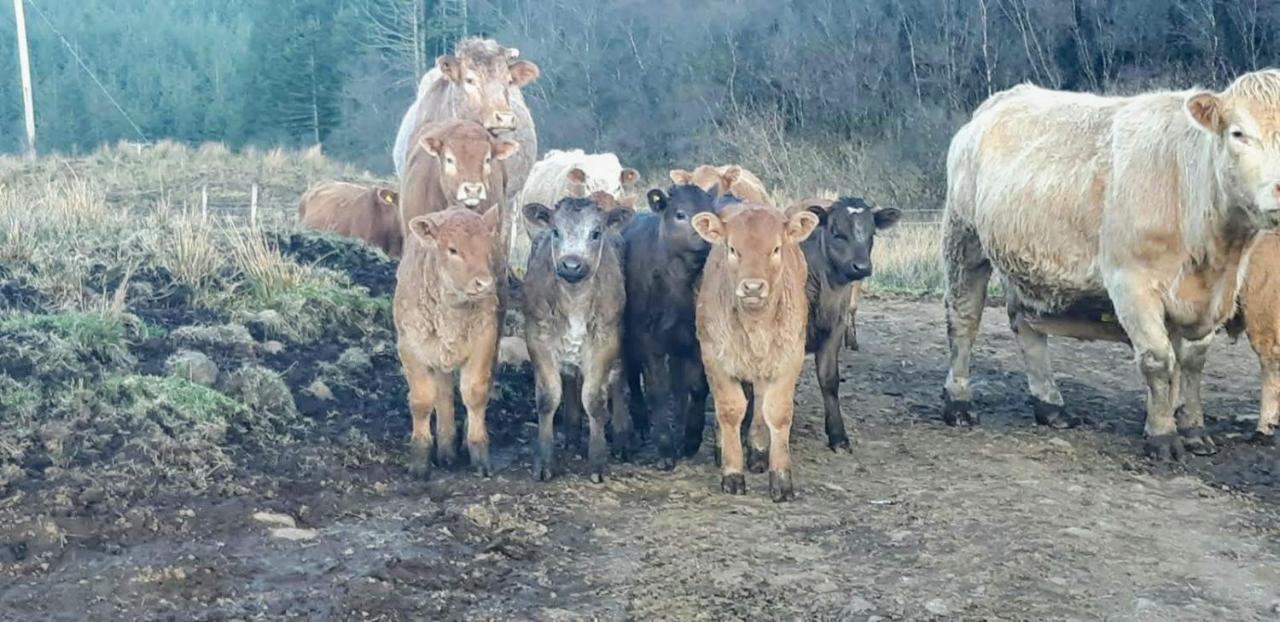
left=2, top=0, right=1279, bottom=175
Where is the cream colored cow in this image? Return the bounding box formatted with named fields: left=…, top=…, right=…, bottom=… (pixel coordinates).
left=942, top=70, right=1280, bottom=461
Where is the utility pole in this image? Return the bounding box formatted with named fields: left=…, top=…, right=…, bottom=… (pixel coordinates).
left=13, top=0, right=36, bottom=158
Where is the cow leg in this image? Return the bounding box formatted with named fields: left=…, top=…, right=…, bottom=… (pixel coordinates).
left=399, top=347, right=437, bottom=479
left=844, top=282, right=862, bottom=351
left=760, top=378, right=798, bottom=503
left=706, top=363, right=748, bottom=495
left=530, top=341, right=563, bottom=481
left=1257, top=359, right=1280, bottom=443
left=460, top=334, right=497, bottom=477
left=432, top=370, right=459, bottom=467
left=1111, top=283, right=1183, bottom=461
left=609, top=363, right=634, bottom=461
left=582, top=351, right=616, bottom=483
left=1174, top=334, right=1217, bottom=456
left=942, top=218, right=992, bottom=426
left=624, top=354, right=649, bottom=440
left=743, top=383, right=769, bottom=474
left=816, top=333, right=852, bottom=452
left=1008, top=303, right=1072, bottom=429
left=681, top=358, right=709, bottom=458
left=562, top=373, right=585, bottom=457
left=642, top=352, right=678, bottom=470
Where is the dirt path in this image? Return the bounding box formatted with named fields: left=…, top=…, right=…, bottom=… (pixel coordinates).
left=4, top=299, right=1280, bottom=620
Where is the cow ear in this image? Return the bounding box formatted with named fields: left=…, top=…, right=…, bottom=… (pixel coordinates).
left=873, top=206, right=902, bottom=230
left=409, top=215, right=439, bottom=244
left=493, top=140, right=520, bottom=161
left=436, top=55, right=461, bottom=82
left=718, top=166, right=742, bottom=197
left=606, top=207, right=635, bottom=231
left=419, top=136, right=444, bottom=158
left=379, top=189, right=399, bottom=207
left=509, top=60, right=539, bottom=87
left=481, top=204, right=501, bottom=235
left=669, top=169, right=693, bottom=185
left=566, top=167, right=587, bottom=186
left=1186, top=91, right=1225, bottom=134
left=691, top=212, right=724, bottom=244
left=806, top=204, right=830, bottom=227
left=616, top=194, right=638, bottom=209
left=522, top=202, right=553, bottom=232
left=647, top=189, right=668, bottom=213
left=619, top=168, right=640, bottom=186
left=786, top=211, right=820, bottom=243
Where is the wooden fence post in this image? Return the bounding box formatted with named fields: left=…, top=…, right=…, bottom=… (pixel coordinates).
left=250, top=183, right=259, bottom=226
left=201, top=185, right=208, bottom=222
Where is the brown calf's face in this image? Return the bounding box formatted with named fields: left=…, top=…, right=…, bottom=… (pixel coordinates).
left=420, top=126, right=519, bottom=208
left=436, top=47, right=539, bottom=134
left=523, top=193, right=634, bottom=284
left=1187, top=70, right=1280, bottom=215
left=407, top=206, right=502, bottom=303
left=692, top=205, right=819, bottom=312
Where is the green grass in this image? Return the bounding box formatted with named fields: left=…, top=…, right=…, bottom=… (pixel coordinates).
left=0, top=311, right=145, bottom=369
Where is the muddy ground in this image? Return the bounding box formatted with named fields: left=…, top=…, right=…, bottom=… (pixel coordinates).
left=3, top=245, right=1280, bottom=619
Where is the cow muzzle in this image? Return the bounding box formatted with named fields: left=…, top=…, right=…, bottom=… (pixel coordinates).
left=844, top=261, right=872, bottom=281
left=486, top=111, right=517, bottom=133
left=556, top=256, right=590, bottom=283
left=457, top=183, right=487, bottom=207
left=465, top=275, right=495, bottom=296
left=735, top=279, right=769, bottom=308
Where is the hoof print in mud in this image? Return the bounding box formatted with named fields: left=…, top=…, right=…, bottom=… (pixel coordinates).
left=1144, top=434, right=1186, bottom=463
left=769, top=471, right=794, bottom=503
left=746, top=448, right=769, bottom=474
left=1031, top=398, right=1075, bottom=429
left=721, top=473, right=747, bottom=495
left=1179, top=428, right=1218, bottom=456
left=942, top=397, right=978, bottom=427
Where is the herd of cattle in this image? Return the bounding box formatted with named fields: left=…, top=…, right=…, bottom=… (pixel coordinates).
left=297, top=36, right=1280, bottom=500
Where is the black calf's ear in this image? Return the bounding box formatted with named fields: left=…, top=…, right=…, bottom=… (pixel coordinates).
left=522, top=203, right=553, bottom=232
left=606, top=207, right=635, bottom=231
left=806, top=204, right=829, bottom=227
left=873, top=206, right=902, bottom=230
left=647, top=189, right=668, bottom=212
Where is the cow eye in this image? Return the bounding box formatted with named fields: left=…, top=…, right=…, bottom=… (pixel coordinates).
left=591, top=229, right=602, bottom=241
left=1231, top=129, right=1249, bottom=143
left=834, top=233, right=847, bottom=242
left=674, top=211, right=686, bottom=221
left=448, top=247, right=459, bottom=256
left=772, top=245, right=781, bottom=255
left=552, top=229, right=560, bottom=239
left=728, top=246, right=737, bottom=258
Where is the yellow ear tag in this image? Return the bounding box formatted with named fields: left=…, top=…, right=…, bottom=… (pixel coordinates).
left=1101, top=313, right=1116, bottom=323
left=382, top=193, right=394, bottom=204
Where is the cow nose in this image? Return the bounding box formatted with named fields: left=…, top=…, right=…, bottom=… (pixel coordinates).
left=738, top=279, right=767, bottom=297
left=556, top=256, right=588, bottom=282
left=457, top=183, right=486, bottom=206
left=469, top=276, right=494, bottom=294
left=488, top=111, right=516, bottom=130
left=850, top=261, right=872, bottom=277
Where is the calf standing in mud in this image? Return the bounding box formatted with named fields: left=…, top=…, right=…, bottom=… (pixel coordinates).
left=782, top=196, right=900, bottom=455
left=621, top=182, right=738, bottom=468
left=522, top=193, right=635, bottom=482
left=692, top=204, right=819, bottom=501
left=394, top=206, right=502, bottom=478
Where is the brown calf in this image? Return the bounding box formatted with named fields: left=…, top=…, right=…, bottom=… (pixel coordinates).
left=394, top=205, right=503, bottom=478
left=298, top=181, right=403, bottom=257
left=1234, top=231, right=1280, bottom=441
left=692, top=204, right=819, bottom=502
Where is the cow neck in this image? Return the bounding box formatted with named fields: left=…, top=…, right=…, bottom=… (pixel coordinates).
left=1182, top=129, right=1252, bottom=266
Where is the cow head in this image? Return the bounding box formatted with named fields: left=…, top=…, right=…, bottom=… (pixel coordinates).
left=523, top=192, right=634, bottom=285
left=436, top=38, right=539, bottom=134
left=407, top=206, right=501, bottom=305
left=1186, top=70, right=1280, bottom=216
left=419, top=121, right=519, bottom=208
left=692, top=205, right=819, bottom=313
left=375, top=187, right=400, bottom=209
left=797, top=196, right=901, bottom=283
left=648, top=183, right=737, bottom=260
left=566, top=166, right=640, bottom=198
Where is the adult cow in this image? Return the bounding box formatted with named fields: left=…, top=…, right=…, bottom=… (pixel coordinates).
left=391, top=37, right=539, bottom=204
left=511, top=149, right=639, bottom=273
left=298, top=181, right=403, bottom=257
left=942, top=70, right=1280, bottom=461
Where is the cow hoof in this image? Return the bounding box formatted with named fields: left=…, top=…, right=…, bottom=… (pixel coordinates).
left=827, top=434, right=853, bottom=453
left=1031, top=398, right=1075, bottom=429
left=1144, top=434, right=1186, bottom=463
left=612, top=445, right=632, bottom=462
left=533, top=459, right=554, bottom=482
left=746, top=448, right=769, bottom=474
left=769, top=470, right=795, bottom=503
left=721, top=473, right=746, bottom=495
left=844, top=327, right=859, bottom=351
left=435, top=445, right=459, bottom=468
left=682, top=435, right=703, bottom=458
left=589, top=470, right=605, bottom=484
left=409, top=443, right=432, bottom=479
left=468, top=442, right=492, bottom=477
left=1249, top=430, right=1278, bottom=446
left=1180, top=429, right=1218, bottom=456
left=657, top=456, right=676, bottom=471
left=942, top=396, right=978, bottom=427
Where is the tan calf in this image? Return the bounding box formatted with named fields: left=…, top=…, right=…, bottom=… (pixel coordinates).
left=692, top=204, right=819, bottom=502
left=394, top=206, right=502, bottom=478
left=298, top=182, right=403, bottom=257
left=1234, top=231, right=1280, bottom=440
left=671, top=164, right=770, bottom=204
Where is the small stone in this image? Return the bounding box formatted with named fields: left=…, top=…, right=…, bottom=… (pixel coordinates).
left=164, top=350, right=219, bottom=387
left=924, top=599, right=949, bottom=615
left=269, top=527, right=317, bottom=541
left=253, top=512, right=297, bottom=528
left=306, top=380, right=334, bottom=401
left=261, top=340, right=285, bottom=355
